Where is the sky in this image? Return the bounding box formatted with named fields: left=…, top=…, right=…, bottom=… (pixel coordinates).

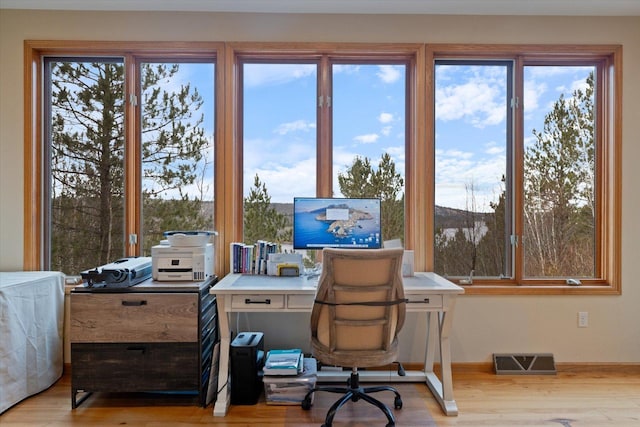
left=154, top=60, right=593, bottom=212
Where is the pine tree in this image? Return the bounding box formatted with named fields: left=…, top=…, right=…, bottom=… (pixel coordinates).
left=337, top=153, right=404, bottom=242
left=50, top=61, right=211, bottom=274
left=523, top=72, right=595, bottom=276
left=243, top=174, right=288, bottom=245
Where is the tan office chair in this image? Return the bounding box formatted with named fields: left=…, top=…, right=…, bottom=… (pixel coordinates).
left=302, top=247, right=407, bottom=427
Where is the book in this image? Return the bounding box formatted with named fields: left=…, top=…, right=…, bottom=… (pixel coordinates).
left=263, top=348, right=303, bottom=376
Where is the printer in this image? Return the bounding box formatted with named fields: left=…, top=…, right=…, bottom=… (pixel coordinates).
left=152, top=231, right=216, bottom=281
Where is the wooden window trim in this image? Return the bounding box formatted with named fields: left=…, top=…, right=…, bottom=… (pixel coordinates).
left=24, top=41, right=621, bottom=296
left=23, top=40, right=224, bottom=273
left=425, top=44, right=622, bottom=295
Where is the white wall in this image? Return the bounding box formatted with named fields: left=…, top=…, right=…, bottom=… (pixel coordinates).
left=2, top=10, right=639, bottom=364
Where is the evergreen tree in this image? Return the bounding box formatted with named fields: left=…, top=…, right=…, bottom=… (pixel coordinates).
left=338, top=153, right=404, bottom=242
left=50, top=61, right=211, bottom=274
left=243, top=174, right=288, bottom=244
left=523, top=72, right=595, bottom=276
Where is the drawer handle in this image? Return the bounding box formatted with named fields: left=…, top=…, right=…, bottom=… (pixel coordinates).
left=126, top=346, right=146, bottom=354
left=408, top=298, right=430, bottom=304
left=244, top=298, right=271, bottom=305
left=122, top=300, right=147, bottom=306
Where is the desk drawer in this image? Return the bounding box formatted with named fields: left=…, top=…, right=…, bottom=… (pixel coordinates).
left=72, top=342, right=199, bottom=391
left=71, top=293, right=198, bottom=343
left=405, top=294, right=443, bottom=309
left=287, top=294, right=315, bottom=309
left=231, top=294, right=285, bottom=309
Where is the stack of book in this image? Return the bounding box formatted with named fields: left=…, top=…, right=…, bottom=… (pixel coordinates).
left=263, top=348, right=304, bottom=376
left=229, top=240, right=278, bottom=274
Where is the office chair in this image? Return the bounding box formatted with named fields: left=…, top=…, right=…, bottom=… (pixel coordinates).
left=302, top=247, right=407, bottom=427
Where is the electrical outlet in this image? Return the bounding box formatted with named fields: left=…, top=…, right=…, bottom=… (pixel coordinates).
left=578, top=311, right=589, bottom=327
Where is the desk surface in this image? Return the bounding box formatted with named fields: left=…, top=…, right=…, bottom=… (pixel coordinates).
left=212, top=272, right=464, bottom=295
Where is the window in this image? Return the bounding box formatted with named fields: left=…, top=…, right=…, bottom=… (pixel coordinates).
left=241, top=61, right=318, bottom=247
left=26, top=43, right=219, bottom=275
left=25, top=42, right=620, bottom=294
left=236, top=47, right=413, bottom=268
left=428, top=45, right=621, bottom=292
left=332, top=63, right=407, bottom=244
left=434, top=61, right=512, bottom=280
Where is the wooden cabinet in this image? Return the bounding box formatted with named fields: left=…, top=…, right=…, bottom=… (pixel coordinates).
left=70, top=277, right=217, bottom=408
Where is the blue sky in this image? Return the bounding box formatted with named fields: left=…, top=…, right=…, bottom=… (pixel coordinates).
left=169, top=61, right=593, bottom=211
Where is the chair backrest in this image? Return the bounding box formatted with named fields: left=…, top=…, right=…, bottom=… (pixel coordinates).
left=310, top=247, right=406, bottom=368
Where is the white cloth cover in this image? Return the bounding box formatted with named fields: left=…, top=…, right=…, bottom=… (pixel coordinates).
left=0, top=271, right=65, bottom=413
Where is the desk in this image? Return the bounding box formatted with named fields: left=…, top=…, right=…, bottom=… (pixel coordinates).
left=210, top=272, right=464, bottom=417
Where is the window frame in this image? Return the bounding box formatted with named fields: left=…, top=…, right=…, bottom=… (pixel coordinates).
left=425, top=44, right=622, bottom=295
left=23, top=41, right=224, bottom=274
left=24, top=41, right=621, bottom=295
left=226, top=42, right=423, bottom=256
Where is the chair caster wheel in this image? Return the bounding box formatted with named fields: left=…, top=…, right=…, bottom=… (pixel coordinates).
left=301, top=397, right=312, bottom=410
left=385, top=423, right=395, bottom=427
left=394, top=396, right=403, bottom=409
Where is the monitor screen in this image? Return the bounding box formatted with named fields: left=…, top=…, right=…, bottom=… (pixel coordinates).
left=293, top=197, right=382, bottom=250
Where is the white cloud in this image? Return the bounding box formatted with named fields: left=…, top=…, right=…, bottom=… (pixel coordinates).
left=436, top=81, right=505, bottom=128
left=523, top=80, right=546, bottom=111
left=243, top=63, right=316, bottom=87
left=435, top=149, right=506, bottom=212
left=354, top=133, right=379, bottom=144
left=274, top=119, right=316, bottom=135
left=381, top=126, right=392, bottom=136
left=249, top=157, right=317, bottom=202
left=485, top=142, right=504, bottom=155
left=377, top=65, right=401, bottom=83
left=378, top=112, right=394, bottom=123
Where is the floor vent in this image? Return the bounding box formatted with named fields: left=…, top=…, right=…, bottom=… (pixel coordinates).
left=493, top=353, right=556, bottom=375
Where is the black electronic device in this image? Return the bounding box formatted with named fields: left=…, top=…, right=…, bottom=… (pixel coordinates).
left=230, top=332, right=265, bottom=405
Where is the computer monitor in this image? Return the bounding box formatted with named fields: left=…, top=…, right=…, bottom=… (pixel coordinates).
left=293, top=197, right=382, bottom=250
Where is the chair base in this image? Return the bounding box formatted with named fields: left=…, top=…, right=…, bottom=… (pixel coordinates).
left=302, top=372, right=402, bottom=427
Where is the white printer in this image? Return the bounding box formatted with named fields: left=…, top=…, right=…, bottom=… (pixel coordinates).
left=152, top=231, right=216, bottom=281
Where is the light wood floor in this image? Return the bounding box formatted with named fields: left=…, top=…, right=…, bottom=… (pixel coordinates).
left=1, top=364, right=639, bottom=426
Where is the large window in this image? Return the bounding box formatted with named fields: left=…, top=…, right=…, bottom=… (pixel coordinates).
left=429, top=45, right=620, bottom=291
left=31, top=44, right=219, bottom=275
left=25, top=42, right=620, bottom=294
left=237, top=48, right=412, bottom=269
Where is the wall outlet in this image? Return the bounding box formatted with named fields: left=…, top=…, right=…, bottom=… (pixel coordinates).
left=578, top=311, right=589, bottom=327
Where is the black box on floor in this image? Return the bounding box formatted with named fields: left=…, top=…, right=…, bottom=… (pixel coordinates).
left=230, top=332, right=265, bottom=405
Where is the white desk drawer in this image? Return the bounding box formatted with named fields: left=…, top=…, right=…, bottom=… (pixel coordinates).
left=287, top=294, right=315, bottom=309
left=405, top=294, right=443, bottom=309
left=231, top=294, right=285, bottom=309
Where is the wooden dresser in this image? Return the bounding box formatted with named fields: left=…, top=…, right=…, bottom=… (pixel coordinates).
left=70, top=277, right=218, bottom=408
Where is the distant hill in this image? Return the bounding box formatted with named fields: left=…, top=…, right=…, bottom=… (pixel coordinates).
left=202, top=201, right=490, bottom=230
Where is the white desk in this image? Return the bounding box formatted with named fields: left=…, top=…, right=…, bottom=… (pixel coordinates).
left=210, top=272, right=464, bottom=417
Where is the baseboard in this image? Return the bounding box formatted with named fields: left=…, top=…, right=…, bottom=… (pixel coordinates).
left=446, top=361, right=640, bottom=375
left=64, top=361, right=640, bottom=376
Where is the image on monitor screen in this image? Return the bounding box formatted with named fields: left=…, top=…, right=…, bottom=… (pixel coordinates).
left=293, top=197, right=382, bottom=250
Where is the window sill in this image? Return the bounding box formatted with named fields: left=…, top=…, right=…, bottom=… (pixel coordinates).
left=459, top=283, right=620, bottom=296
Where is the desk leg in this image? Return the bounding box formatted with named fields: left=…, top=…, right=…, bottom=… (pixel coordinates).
left=424, top=299, right=459, bottom=416
left=213, top=295, right=231, bottom=417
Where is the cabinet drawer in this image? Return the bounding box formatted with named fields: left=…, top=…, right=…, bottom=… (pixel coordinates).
left=287, top=294, right=314, bottom=309
left=71, top=293, right=198, bottom=343
left=72, top=342, right=199, bottom=392
left=231, top=294, right=285, bottom=309
left=405, top=294, right=443, bottom=309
